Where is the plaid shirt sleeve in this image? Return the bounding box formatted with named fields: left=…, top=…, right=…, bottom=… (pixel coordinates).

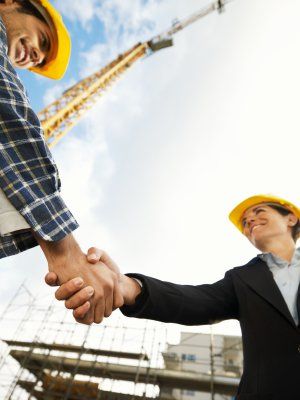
left=0, top=19, right=79, bottom=258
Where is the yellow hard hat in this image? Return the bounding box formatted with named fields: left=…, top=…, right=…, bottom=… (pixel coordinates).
left=28, top=0, right=71, bottom=80
left=229, top=194, right=300, bottom=233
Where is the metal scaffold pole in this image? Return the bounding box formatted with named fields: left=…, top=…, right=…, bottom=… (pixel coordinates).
left=210, top=327, right=215, bottom=400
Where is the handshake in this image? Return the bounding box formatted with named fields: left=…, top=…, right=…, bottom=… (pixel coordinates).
left=40, top=234, right=142, bottom=325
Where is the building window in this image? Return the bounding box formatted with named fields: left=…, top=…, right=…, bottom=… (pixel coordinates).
left=181, top=354, right=196, bottom=362
left=183, top=390, right=195, bottom=396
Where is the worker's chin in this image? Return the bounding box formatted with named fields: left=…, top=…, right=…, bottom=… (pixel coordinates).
left=251, top=234, right=270, bottom=251
left=248, top=232, right=267, bottom=249
left=7, top=49, right=16, bottom=67
left=10, top=58, right=32, bottom=70
left=15, top=63, right=30, bottom=70
left=7, top=39, right=19, bottom=67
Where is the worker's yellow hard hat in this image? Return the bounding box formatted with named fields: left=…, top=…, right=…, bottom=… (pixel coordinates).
left=28, top=0, right=71, bottom=80
left=229, top=194, right=300, bottom=233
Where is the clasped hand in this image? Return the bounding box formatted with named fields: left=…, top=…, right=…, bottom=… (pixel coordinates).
left=46, top=247, right=124, bottom=325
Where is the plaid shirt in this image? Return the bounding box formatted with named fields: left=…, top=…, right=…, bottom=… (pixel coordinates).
left=0, top=18, right=79, bottom=258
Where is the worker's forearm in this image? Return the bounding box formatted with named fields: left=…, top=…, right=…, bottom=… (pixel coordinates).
left=120, top=274, right=142, bottom=305
left=34, top=232, right=83, bottom=272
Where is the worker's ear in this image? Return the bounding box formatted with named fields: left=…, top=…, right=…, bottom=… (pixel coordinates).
left=0, top=0, right=21, bottom=12
left=1, top=0, right=19, bottom=8
left=287, top=213, right=298, bottom=227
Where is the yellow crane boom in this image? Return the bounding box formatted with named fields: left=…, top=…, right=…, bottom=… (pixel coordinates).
left=39, top=0, right=232, bottom=148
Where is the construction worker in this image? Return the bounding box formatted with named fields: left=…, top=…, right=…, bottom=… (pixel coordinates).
left=46, top=194, right=300, bottom=398
left=0, top=0, right=123, bottom=325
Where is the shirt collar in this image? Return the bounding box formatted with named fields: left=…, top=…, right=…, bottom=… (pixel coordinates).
left=258, top=247, right=300, bottom=269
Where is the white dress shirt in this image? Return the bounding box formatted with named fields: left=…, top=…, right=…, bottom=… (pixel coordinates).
left=258, top=248, right=300, bottom=325
left=0, top=188, right=29, bottom=234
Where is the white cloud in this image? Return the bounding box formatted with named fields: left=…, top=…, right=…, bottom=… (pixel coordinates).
left=78, top=0, right=186, bottom=77
left=53, top=0, right=101, bottom=29
left=79, top=43, right=113, bottom=78
left=42, top=79, right=76, bottom=106
left=53, top=114, right=116, bottom=250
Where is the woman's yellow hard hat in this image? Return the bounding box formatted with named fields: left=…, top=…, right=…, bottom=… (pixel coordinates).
left=229, top=194, right=300, bottom=233
left=29, top=0, right=71, bottom=80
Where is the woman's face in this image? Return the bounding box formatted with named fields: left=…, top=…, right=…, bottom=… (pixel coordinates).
left=241, top=204, right=297, bottom=248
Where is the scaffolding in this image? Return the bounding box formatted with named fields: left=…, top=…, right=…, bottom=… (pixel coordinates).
left=0, top=283, right=240, bottom=399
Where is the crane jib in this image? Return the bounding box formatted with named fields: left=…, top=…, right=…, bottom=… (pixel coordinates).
left=38, top=0, right=235, bottom=148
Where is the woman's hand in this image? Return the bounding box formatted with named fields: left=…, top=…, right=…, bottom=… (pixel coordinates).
left=44, top=247, right=124, bottom=322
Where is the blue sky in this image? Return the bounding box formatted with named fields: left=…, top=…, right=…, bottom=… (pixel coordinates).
left=1, top=0, right=300, bottom=340
left=19, top=8, right=106, bottom=110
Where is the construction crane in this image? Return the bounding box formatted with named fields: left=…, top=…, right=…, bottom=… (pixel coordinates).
left=39, top=0, right=233, bottom=148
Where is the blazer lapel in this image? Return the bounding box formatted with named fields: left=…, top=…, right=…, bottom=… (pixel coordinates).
left=235, top=257, right=296, bottom=328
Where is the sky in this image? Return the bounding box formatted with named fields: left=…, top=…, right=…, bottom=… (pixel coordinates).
left=1, top=0, right=300, bottom=341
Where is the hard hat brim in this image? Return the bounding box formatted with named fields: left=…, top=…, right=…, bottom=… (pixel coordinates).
left=229, top=194, right=300, bottom=233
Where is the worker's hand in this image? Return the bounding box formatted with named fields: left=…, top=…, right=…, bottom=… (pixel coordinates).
left=45, top=247, right=124, bottom=321
left=38, top=234, right=124, bottom=325
left=45, top=247, right=141, bottom=321
left=45, top=274, right=95, bottom=319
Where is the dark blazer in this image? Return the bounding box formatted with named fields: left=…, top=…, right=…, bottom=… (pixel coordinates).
left=121, top=257, right=300, bottom=399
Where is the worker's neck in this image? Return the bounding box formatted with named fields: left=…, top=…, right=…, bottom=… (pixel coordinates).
left=256, top=236, right=296, bottom=263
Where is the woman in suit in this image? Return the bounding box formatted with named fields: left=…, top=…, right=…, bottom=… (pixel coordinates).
left=46, top=194, right=300, bottom=399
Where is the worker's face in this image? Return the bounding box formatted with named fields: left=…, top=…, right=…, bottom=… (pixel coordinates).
left=241, top=204, right=297, bottom=249
left=0, top=3, right=54, bottom=70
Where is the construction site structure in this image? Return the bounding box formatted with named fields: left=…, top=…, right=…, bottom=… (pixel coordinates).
left=39, top=0, right=233, bottom=148
left=0, top=283, right=241, bottom=399
left=162, top=332, right=242, bottom=400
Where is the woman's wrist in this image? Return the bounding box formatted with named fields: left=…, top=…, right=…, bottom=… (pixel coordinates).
left=120, top=275, right=142, bottom=305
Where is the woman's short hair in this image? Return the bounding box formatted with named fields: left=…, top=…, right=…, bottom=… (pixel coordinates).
left=269, top=204, right=300, bottom=242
